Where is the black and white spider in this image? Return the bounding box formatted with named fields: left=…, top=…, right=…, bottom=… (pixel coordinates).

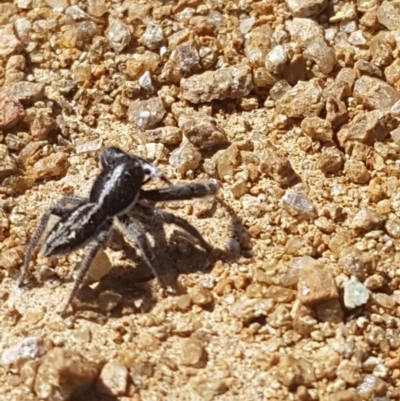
left=18, top=147, right=218, bottom=314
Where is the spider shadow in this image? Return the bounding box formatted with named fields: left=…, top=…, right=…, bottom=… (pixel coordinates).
left=73, top=222, right=218, bottom=318
left=72, top=198, right=245, bottom=318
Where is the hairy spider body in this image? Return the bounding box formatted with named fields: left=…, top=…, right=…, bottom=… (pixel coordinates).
left=42, top=204, right=110, bottom=256
left=18, top=147, right=217, bottom=314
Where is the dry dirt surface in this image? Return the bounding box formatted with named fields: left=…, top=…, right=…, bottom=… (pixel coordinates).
left=1, top=0, right=400, bottom=400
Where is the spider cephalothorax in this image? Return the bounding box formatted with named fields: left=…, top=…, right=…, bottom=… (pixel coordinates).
left=18, top=147, right=218, bottom=314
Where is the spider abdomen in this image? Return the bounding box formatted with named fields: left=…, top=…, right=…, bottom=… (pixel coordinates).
left=90, top=159, right=144, bottom=217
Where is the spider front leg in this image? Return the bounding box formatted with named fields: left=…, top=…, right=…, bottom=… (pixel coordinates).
left=61, top=219, right=113, bottom=315
left=18, top=195, right=88, bottom=288
left=117, top=214, right=168, bottom=289
left=139, top=181, right=218, bottom=203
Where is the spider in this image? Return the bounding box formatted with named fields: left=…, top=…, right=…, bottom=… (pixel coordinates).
left=18, top=147, right=218, bottom=315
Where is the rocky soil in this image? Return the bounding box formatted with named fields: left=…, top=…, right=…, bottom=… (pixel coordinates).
left=1, top=0, right=400, bottom=400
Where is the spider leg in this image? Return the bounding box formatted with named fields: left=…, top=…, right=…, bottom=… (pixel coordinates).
left=139, top=181, right=218, bottom=203
left=117, top=214, right=167, bottom=288
left=18, top=195, right=88, bottom=288
left=133, top=204, right=212, bottom=252
left=61, top=219, right=113, bottom=315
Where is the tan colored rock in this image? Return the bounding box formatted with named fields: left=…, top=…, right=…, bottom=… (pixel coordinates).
left=179, top=337, right=207, bottom=368
left=244, top=28, right=273, bottom=68
left=98, top=290, right=122, bottom=312
left=30, top=110, right=57, bottom=140
left=337, top=110, right=391, bottom=147
left=285, top=0, right=328, bottom=17
left=303, top=37, right=336, bottom=74
left=0, top=93, right=24, bottom=129
left=180, top=65, right=253, bottom=103
left=337, top=360, right=362, bottom=385
left=96, top=361, right=129, bottom=396
left=178, top=113, right=227, bottom=150
left=377, top=0, right=400, bottom=30
left=32, top=152, right=69, bottom=180
left=318, top=147, right=344, bottom=174
left=329, top=389, right=361, bottom=401
left=0, top=24, right=23, bottom=58
left=259, top=142, right=299, bottom=187
left=301, top=117, right=333, bottom=142
left=275, top=79, right=324, bottom=118
left=215, top=144, right=240, bottom=182
left=339, top=247, right=375, bottom=281
left=351, top=207, right=383, bottom=231
left=0, top=144, right=17, bottom=179
left=169, top=138, right=202, bottom=175
left=326, top=96, right=348, bottom=129
left=161, top=41, right=200, bottom=83
left=344, top=160, right=370, bottom=184
left=189, top=287, right=214, bottom=307
left=34, top=348, right=99, bottom=401
left=276, top=354, right=315, bottom=387
left=297, top=257, right=338, bottom=306
left=354, top=76, right=400, bottom=112
left=128, top=97, right=166, bottom=130
left=285, top=18, right=323, bottom=48
left=7, top=82, right=45, bottom=102
left=144, top=126, right=182, bottom=146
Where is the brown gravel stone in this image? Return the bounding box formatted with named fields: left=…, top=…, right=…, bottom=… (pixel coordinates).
left=32, top=152, right=69, bottom=180
left=315, top=299, right=343, bottom=323
left=329, top=389, right=361, bottom=401
left=339, top=247, right=374, bottom=281
left=96, top=361, right=129, bottom=396
left=0, top=24, right=23, bottom=57
left=6, top=82, right=45, bottom=103
left=0, top=144, right=18, bottom=179
left=143, top=126, right=182, bottom=146
left=215, top=143, right=240, bottom=182
left=98, top=290, right=122, bottom=312
left=178, top=113, right=227, bottom=150
left=296, top=257, right=338, bottom=306
left=179, top=337, right=207, bottom=368
left=318, top=147, right=345, bottom=174
left=326, top=96, right=349, bottom=129
left=30, top=110, right=57, bottom=140
left=337, top=111, right=391, bottom=147
left=259, top=143, right=299, bottom=187
left=301, top=117, right=333, bottom=142
left=34, top=348, right=99, bottom=401
left=353, top=76, right=400, bottom=112
left=169, top=138, right=202, bottom=175
left=275, top=79, right=325, bottom=118
left=128, top=97, right=166, bottom=130
left=344, top=159, right=370, bottom=184
left=180, top=64, right=253, bottom=103
left=351, top=208, right=383, bottom=231
left=0, top=93, right=24, bottom=130
left=276, top=354, right=315, bottom=388
left=285, top=0, right=328, bottom=17
left=189, top=287, right=214, bottom=307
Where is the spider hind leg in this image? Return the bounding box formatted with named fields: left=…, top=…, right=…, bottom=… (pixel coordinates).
left=18, top=195, right=87, bottom=288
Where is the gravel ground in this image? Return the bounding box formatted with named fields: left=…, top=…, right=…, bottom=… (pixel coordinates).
left=1, top=0, right=400, bottom=400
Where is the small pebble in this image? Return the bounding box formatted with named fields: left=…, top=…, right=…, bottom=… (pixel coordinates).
left=343, top=276, right=370, bottom=309
left=96, top=361, right=129, bottom=397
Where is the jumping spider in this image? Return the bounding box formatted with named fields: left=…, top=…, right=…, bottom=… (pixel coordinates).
left=18, top=147, right=218, bottom=314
